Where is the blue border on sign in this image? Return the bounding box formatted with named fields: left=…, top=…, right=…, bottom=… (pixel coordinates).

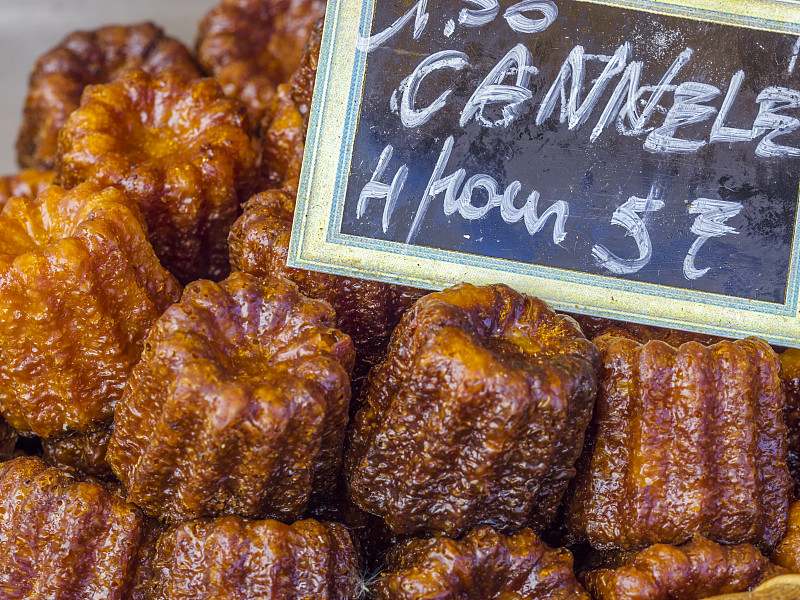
left=295, top=0, right=800, bottom=327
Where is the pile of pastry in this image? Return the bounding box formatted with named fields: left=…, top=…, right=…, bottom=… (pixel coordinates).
left=0, top=1, right=799, bottom=599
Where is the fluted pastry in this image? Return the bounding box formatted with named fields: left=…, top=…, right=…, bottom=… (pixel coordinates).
left=17, top=22, right=200, bottom=170
left=107, top=272, right=354, bottom=524
left=196, top=0, right=325, bottom=126
left=771, top=500, right=800, bottom=573
left=259, top=18, right=321, bottom=193
left=0, top=182, right=181, bottom=437
left=582, top=536, right=787, bottom=600
left=780, top=349, right=800, bottom=495
left=374, top=525, right=589, bottom=600
left=0, top=168, right=53, bottom=206
left=0, top=456, right=151, bottom=599
left=56, top=69, right=257, bottom=283
left=229, top=189, right=423, bottom=376
left=565, top=334, right=791, bottom=552
left=346, top=283, right=599, bottom=537
left=144, top=516, right=359, bottom=599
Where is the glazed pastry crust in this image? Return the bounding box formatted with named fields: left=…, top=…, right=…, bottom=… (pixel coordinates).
left=374, top=525, right=589, bottom=600
left=107, top=272, right=354, bottom=524
left=582, top=536, right=787, bottom=600
left=17, top=22, right=200, bottom=170
left=229, top=189, right=422, bottom=376
left=0, top=457, right=148, bottom=599
left=346, top=283, right=600, bottom=536
left=771, top=500, right=800, bottom=572
left=196, top=0, right=325, bottom=125
left=0, top=169, right=53, bottom=207
left=0, top=182, right=181, bottom=437
left=145, top=516, right=360, bottom=599
left=566, top=334, right=791, bottom=552
left=56, top=69, right=257, bottom=284
left=42, top=428, right=115, bottom=481
left=259, top=18, right=322, bottom=193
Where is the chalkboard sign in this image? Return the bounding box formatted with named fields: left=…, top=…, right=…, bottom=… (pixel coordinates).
left=290, top=0, right=800, bottom=346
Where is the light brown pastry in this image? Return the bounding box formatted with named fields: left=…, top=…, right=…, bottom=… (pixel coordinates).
left=0, top=182, right=181, bottom=437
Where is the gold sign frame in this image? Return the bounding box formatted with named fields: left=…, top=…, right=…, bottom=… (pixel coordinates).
left=290, top=0, right=800, bottom=346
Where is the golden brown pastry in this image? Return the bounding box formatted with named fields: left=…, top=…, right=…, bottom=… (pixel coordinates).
left=229, top=189, right=423, bottom=377
left=196, top=0, right=326, bottom=126
left=107, top=272, right=354, bottom=524
left=373, top=525, right=589, bottom=600
left=582, top=536, right=786, bottom=600
left=56, top=69, right=257, bottom=284
left=143, top=516, right=359, bottom=599
left=780, top=348, right=800, bottom=495
left=17, top=22, right=200, bottom=170
left=0, top=182, right=181, bottom=437
left=345, top=283, right=600, bottom=537
left=565, top=334, right=791, bottom=553
left=0, top=456, right=150, bottom=599
left=771, top=500, right=800, bottom=572
left=0, top=168, right=53, bottom=206
left=42, top=428, right=114, bottom=480
left=260, top=18, right=321, bottom=193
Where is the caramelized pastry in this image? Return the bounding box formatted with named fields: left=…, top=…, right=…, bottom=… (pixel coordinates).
left=780, top=349, right=800, bottom=495
left=17, top=22, right=200, bottom=170
left=0, top=182, right=180, bottom=437
left=346, top=283, right=599, bottom=536
left=145, top=516, right=359, bottom=599
left=0, top=168, right=53, bottom=206
left=582, top=536, right=786, bottom=600
left=196, top=0, right=325, bottom=125
left=0, top=416, right=16, bottom=461
left=771, top=500, right=800, bottom=572
left=56, top=69, right=257, bottom=283
left=229, top=189, right=423, bottom=376
left=374, top=525, right=589, bottom=600
left=0, top=456, right=149, bottom=599
left=107, top=272, right=354, bottom=524
left=260, top=18, right=321, bottom=193
left=42, top=428, right=114, bottom=480
left=565, top=334, right=790, bottom=552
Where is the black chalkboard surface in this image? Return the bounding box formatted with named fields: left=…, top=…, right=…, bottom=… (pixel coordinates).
left=290, top=0, right=800, bottom=345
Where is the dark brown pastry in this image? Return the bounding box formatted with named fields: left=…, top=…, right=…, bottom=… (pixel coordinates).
left=346, top=283, right=600, bottom=537
left=0, top=416, right=16, bottom=461
left=582, top=536, right=787, bottom=600
left=771, top=500, right=800, bottom=572
left=17, top=22, right=200, bottom=170
left=780, top=348, right=800, bottom=495
left=229, top=189, right=423, bottom=377
left=260, top=18, right=321, bottom=193
left=56, top=69, right=257, bottom=284
left=196, top=0, right=326, bottom=126
left=565, top=334, right=791, bottom=553
left=568, top=315, right=725, bottom=347
left=373, top=525, right=589, bottom=600
left=144, top=516, right=359, bottom=599
left=42, top=428, right=114, bottom=480
left=107, top=272, right=354, bottom=524
left=0, top=168, right=53, bottom=206
left=0, top=182, right=181, bottom=437
left=0, top=456, right=149, bottom=599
